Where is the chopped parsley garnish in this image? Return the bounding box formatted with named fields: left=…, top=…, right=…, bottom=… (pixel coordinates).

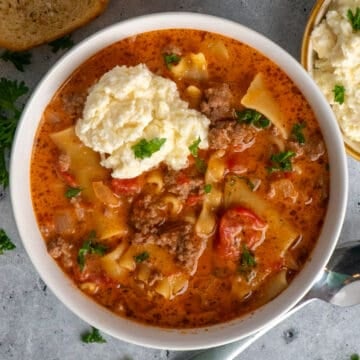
left=49, top=35, right=74, bottom=53
left=347, top=8, right=360, bottom=31
left=189, top=137, right=201, bottom=157
left=65, top=186, right=82, bottom=198
left=351, top=354, right=360, bottom=360
left=291, top=122, right=306, bottom=144
left=81, top=327, right=107, bottom=343
left=204, top=184, right=212, bottom=193
left=132, top=138, right=166, bottom=160
left=268, top=150, right=295, bottom=173
left=0, top=229, right=16, bottom=254
left=189, top=138, right=207, bottom=173
left=195, top=157, right=207, bottom=174
left=0, top=50, right=32, bottom=72
left=77, top=231, right=108, bottom=271
left=235, top=109, right=270, bottom=128
left=0, top=78, right=29, bottom=187
left=163, top=53, right=181, bottom=68
left=134, top=251, right=150, bottom=263
left=238, top=245, right=256, bottom=277
left=333, top=84, right=345, bottom=104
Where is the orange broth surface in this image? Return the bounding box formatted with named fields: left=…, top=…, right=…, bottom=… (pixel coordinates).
left=31, top=29, right=329, bottom=328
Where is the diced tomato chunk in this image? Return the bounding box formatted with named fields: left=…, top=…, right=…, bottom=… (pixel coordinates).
left=57, top=170, right=78, bottom=187
left=176, top=172, right=190, bottom=185
left=186, top=193, right=203, bottom=206
left=111, top=177, right=143, bottom=195
left=216, top=206, right=267, bottom=260
left=226, top=153, right=247, bottom=175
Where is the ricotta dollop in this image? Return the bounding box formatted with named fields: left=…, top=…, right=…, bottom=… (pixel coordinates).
left=75, top=64, right=210, bottom=178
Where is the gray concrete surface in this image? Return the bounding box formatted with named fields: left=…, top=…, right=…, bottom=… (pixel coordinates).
left=1, top=0, right=360, bottom=359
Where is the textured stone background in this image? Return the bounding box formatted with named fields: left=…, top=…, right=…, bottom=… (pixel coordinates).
left=1, top=0, right=360, bottom=359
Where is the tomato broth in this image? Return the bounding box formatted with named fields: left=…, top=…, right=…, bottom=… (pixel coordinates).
left=31, top=29, right=329, bottom=328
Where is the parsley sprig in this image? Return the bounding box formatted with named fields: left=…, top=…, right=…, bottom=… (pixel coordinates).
left=347, top=8, right=360, bottom=31
left=333, top=84, right=345, bottom=104
left=77, top=231, right=108, bottom=271
left=81, top=327, right=107, bottom=343
left=204, top=184, right=212, bottom=193
left=235, top=109, right=270, bottom=128
left=0, top=78, right=29, bottom=187
left=49, top=35, right=74, bottom=53
left=291, top=122, right=306, bottom=144
left=238, top=244, right=256, bottom=278
left=189, top=137, right=201, bottom=157
left=0, top=229, right=16, bottom=254
left=0, top=50, right=32, bottom=72
left=134, top=251, right=149, bottom=263
left=132, top=138, right=166, bottom=160
left=163, top=53, right=181, bottom=68
left=188, top=137, right=207, bottom=173
left=268, top=150, right=295, bottom=173
left=65, top=186, right=82, bottom=199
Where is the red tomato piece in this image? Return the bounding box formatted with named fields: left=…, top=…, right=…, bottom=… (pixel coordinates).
left=226, top=153, right=247, bottom=175
left=176, top=172, right=190, bottom=185
left=216, top=206, right=267, bottom=260
left=186, top=193, right=203, bottom=206
left=111, top=177, right=142, bottom=195
left=57, top=170, right=78, bottom=187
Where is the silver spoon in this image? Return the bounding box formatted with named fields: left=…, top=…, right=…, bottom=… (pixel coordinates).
left=188, top=240, right=360, bottom=360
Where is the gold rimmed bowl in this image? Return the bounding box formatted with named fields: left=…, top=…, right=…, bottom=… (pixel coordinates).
left=301, top=0, right=360, bottom=160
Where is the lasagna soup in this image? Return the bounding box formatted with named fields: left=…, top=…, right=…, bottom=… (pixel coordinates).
left=31, top=29, right=329, bottom=328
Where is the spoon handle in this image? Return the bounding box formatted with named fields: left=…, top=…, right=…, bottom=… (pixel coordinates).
left=188, top=300, right=313, bottom=360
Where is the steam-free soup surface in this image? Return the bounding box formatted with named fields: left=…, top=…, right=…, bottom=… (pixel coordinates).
left=31, top=29, right=329, bottom=328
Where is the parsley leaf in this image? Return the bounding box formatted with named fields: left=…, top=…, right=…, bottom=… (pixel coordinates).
left=0, top=229, right=16, bottom=254
left=351, top=354, right=360, bottom=360
left=268, top=150, right=295, bottom=173
left=0, top=78, right=29, bottom=188
left=235, top=109, right=270, bottom=128
left=77, top=231, right=108, bottom=271
left=0, top=50, right=32, bottom=72
left=163, top=53, right=181, bottom=68
left=204, top=184, right=212, bottom=193
left=189, top=138, right=207, bottom=173
left=333, top=84, right=345, bottom=104
left=49, top=35, right=74, bottom=53
left=132, top=138, right=166, bottom=160
left=134, top=251, right=149, bottom=263
left=81, top=327, right=107, bottom=344
left=238, top=245, right=256, bottom=276
left=189, top=137, right=201, bottom=157
left=347, top=8, right=360, bottom=31
left=291, top=122, right=306, bottom=144
left=195, top=157, right=207, bottom=174
left=0, top=149, right=9, bottom=188
left=65, top=187, right=82, bottom=198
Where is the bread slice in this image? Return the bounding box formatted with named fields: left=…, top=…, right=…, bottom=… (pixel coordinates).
left=0, top=0, right=109, bottom=51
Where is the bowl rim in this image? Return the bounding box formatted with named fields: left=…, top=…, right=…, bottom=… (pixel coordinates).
left=301, top=0, right=360, bottom=161
left=10, top=11, right=348, bottom=350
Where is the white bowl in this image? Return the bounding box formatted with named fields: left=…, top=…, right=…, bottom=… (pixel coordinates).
left=10, top=12, right=348, bottom=350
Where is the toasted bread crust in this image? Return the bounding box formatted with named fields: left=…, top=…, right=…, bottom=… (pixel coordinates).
left=0, top=0, right=109, bottom=51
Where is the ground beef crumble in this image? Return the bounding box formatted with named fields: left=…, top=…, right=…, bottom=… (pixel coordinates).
left=208, top=119, right=256, bottom=151
left=47, top=237, right=74, bottom=268
left=133, top=221, right=204, bottom=273
left=200, top=83, right=233, bottom=122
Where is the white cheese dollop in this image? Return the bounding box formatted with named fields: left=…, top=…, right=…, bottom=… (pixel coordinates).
left=75, top=64, right=210, bottom=178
